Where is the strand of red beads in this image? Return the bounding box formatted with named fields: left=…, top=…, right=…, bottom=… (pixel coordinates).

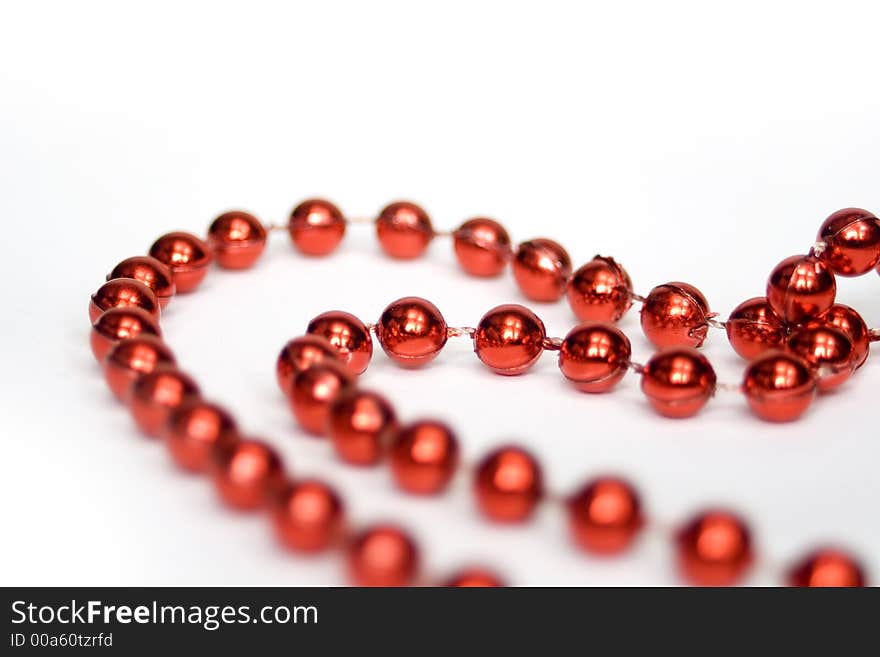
left=89, top=200, right=878, bottom=586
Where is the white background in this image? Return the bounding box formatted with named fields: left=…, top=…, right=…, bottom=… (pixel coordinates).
left=2, top=1, right=879, bottom=586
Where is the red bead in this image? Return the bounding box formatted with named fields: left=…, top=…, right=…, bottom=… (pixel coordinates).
left=90, top=278, right=160, bottom=323
left=327, top=389, right=398, bottom=465
left=375, top=201, right=433, bottom=259
left=444, top=569, right=505, bottom=587
left=103, top=335, right=176, bottom=401
left=347, top=525, right=419, bottom=587
left=567, top=477, right=644, bottom=555
left=566, top=256, right=633, bottom=322
left=474, top=446, right=543, bottom=523
left=511, top=238, right=572, bottom=302
left=130, top=365, right=200, bottom=437
left=676, top=510, right=753, bottom=586
left=473, top=304, right=546, bottom=375
left=207, top=211, right=267, bottom=269
left=108, top=256, right=175, bottom=308
left=376, top=296, right=448, bottom=367
left=164, top=399, right=238, bottom=472
left=306, top=311, right=373, bottom=375
left=288, top=360, right=356, bottom=435
left=276, top=335, right=341, bottom=395
left=452, top=217, right=512, bottom=277
left=786, top=325, right=855, bottom=392
left=389, top=421, right=459, bottom=494
left=90, top=306, right=161, bottom=363
left=807, top=304, right=870, bottom=369
left=725, top=297, right=786, bottom=360
left=742, top=350, right=816, bottom=422
left=817, top=208, right=880, bottom=276
left=558, top=322, right=631, bottom=393
left=211, top=438, right=285, bottom=511
left=288, top=198, right=346, bottom=256
left=640, top=347, right=716, bottom=418
left=788, top=548, right=867, bottom=587
left=766, top=254, right=836, bottom=324
left=148, top=231, right=214, bottom=293
left=273, top=479, right=345, bottom=553
left=640, top=282, right=711, bottom=348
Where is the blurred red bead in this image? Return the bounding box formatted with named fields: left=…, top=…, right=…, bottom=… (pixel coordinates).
left=676, top=511, right=753, bottom=586
left=149, top=231, right=214, bottom=293
left=376, top=296, right=448, bottom=367
left=276, top=335, right=341, bottom=395
left=444, top=569, right=505, bottom=587
left=511, top=238, right=572, bottom=302
left=108, top=256, right=175, bottom=308
left=90, top=306, right=161, bottom=363
left=327, top=389, right=398, bottom=465
left=375, top=201, right=433, bottom=259
left=558, top=322, right=631, bottom=393
left=90, top=278, right=160, bottom=323
left=207, top=211, right=267, bottom=269
left=566, top=256, right=633, bottom=322
left=725, top=297, right=786, bottom=360
left=288, top=360, right=356, bottom=435
left=164, top=399, right=238, bottom=472
left=130, top=365, right=200, bottom=437
left=452, top=217, right=512, bottom=277
left=742, top=350, right=816, bottom=422
left=817, top=208, right=880, bottom=276
left=786, top=325, right=855, bottom=392
left=766, top=254, right=836, bottom=324
left=306, top=311, right=373, bottom=375
left=273, top=479, right=345, bottom=553
left=473, top=304, right=546, bottom=375
left=640, top=282, right=711, bottom=348
left=288, top=198, right=347, bottom=256
left=347, top=525, right=419, bottom=587
left=390, top=421, right=459, bottom=494
left=807, top=304, right=870, bottom=369
left=211, top=438, right=285, bottom=511
left=641, top=347, right=716, bottom=418
left=474, top=446, right=543, bottom=523
left=567, top=477, right=644, bottom=555
left=103, top=335, right=176, bottom=401
left=788, top=548, right=866, bottom=587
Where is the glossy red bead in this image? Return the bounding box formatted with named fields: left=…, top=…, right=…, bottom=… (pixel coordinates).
left=640, top=282, right=711, bottom=348
left=567, top=477, right=644, bottom=555
left=725, top=297, right=786, bottom=360
left=211, top=438, right=285, bottom=511
left=108, top=256, right=175, bottom=308
left=389, top=421, right=459, bottom=494
left=640, top=347, right=716, bottom=418
left=558, top=322, right=631, bottom=393
left=444, top=569, right=505, bottom=587
left=742, top=350, right=816, bottom=422
left=511, top=238, right=572, bottom=302
left=347, top=525, right=419, bottom=587
left=90, top=278, right=160, bottom=323
left=288, top=198, right=347, bottom=256
left=375, top=201, right=433, bottom=259
left=306, top=311, right=373, bottom=375
left=273, top=479, right=345, bottom=553
left=164, top=399, right=238, bottom=472
left=676, top=510, right=753, bottom=586
left=807, top=304, right=870, bottom=369
left=376, top=297, right=448, bottom=367
left=327, top=389, right=398, bottom=465
left=276, top=335, right=341, bottom=395
left=788, top=548, right=867, bottom=587
left=207, top=211, right=267, bottom=269
left=474, top=446, right=543, bottom=523
left=149, top=231, right=214, bottom=293
left=103, top=335, right=176, bottom=401
left=90, top=306, right=161, bottom=363
left=566, top=256, right=633, bottom=322
left=817, top=207, right=880, bottom=276
left=288, top=360, right=356, bottom=436
left=786, top=325, right=855, bottom=392
left=473, top=304, right=546, bottom=375
left=452, top=217, right=512, bottom=277
left=766, top=254, right=836, bottom=324
left=130, top=366, right=200, bottom=437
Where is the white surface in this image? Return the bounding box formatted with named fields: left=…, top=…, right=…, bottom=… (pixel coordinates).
left=2, top=1, right=879, bottom=586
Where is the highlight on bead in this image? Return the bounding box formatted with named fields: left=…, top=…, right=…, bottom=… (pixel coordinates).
left=785, top=325, right=855, bottom=392
left=725, top=297, right=786, bottom=360
left=816, top=207, right=880, bottom=276
left=346, top=524, right=419, bottom=587
left=511, top=238, right=572, bottom=302
left=473, top=304, right=547, bottom=375
left=327, top=389, right=399, bottom=465
left=375, top=296, right=448, bottom=367
left=742, top=350, right=816, bottom=422
left=306, top=310, right=373, bottom=375
left=211, top=438, right=285, bottom=511
left=130, top=365, right=200, bottom=437
left=474, top=446, right=544, bottom=523
left=276, top=334, right=341, bottom=395
left=375, top=201, right=434, bottom=259
left=164, top=399, right=238, bottom=472
left=807, top=304, right=871, bottom=369
left=640, top=347, right=716, bottom=418
left=288, top=198, right=347, bottom=256
left=107, top=256, right=176, bottom=307
left=452, top=217, right=512, bottom=277
left=766, top=254, right=836, bottom=324
left=207, top=210, right=268, bottom=269
left=567, top=477, right=644, bottom=555
left=148, top=231, right=214, bottom=293
left=288, top=360, right=356, bottom=436
left=90, top=306, right=162, bottom=362
left=90, top=277, right=160, bottom=323
left=566, top=256, right=634, bottom=322
left=640, top=282, right=711, bottom=349
left=389, top=420, right=460, bottom=494
left=787, top=548, right=866, bottom=587
left=675, top=510, right=753, bottom=586
left=558, top=322, right=632, bottom=393
left=272, top=479, right=345, bottom=553
left=103, top=334, right=176, bottom=401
